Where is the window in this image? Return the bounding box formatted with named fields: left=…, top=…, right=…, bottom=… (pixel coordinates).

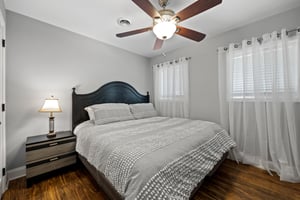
left=229, top=37, right=299, bottom=101
left=158, top=64, right=184, bottom=99
left=153, top=57, right=190, bottom=118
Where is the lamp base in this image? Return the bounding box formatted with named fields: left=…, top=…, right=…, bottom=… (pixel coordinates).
left=47, top=132, right=56, bottom=138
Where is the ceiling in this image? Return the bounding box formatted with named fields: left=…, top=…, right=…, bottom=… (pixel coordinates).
left=5, top=0, right=300, bottom=58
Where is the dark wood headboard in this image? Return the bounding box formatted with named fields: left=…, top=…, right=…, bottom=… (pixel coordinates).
left=72, top=81, right=150, bottom=130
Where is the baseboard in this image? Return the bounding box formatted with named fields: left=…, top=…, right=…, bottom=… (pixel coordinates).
left=7, top=166, right=26, bottom=182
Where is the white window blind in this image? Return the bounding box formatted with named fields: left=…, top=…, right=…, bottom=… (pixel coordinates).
left=229, top=34, right=299, bottom=101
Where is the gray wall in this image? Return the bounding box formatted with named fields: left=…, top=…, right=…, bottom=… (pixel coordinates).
left=0, top=0, right=5, bottom=21
left=6, top=11, right=151, bottom=170
left=150, top=6, right=300, bottom=123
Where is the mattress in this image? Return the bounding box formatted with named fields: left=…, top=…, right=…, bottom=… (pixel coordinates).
left=74, top=117, right=236, bottom=199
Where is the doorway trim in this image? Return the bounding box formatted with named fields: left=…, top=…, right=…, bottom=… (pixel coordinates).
left=0, top=8, right=6, bottom=196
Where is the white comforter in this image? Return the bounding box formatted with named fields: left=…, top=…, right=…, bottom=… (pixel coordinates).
left=74, top=117, right=236, bottom=199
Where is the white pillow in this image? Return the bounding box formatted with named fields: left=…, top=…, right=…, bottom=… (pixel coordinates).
left=129, top=103, right=158, bottom=119
left=85, top=103, right=127, bottom=121
left=85, top=107, right=96, bottom=121
left=85, top=103, right=134, bottom=125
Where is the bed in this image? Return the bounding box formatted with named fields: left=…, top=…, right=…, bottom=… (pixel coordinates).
left=72, top=81, right=236, bottom=200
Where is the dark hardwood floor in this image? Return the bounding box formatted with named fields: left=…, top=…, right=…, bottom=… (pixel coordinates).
left=2, top=159, right=300, bottom=200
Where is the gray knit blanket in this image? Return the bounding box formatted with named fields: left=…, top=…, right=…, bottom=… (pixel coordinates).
left=75, top=117, right=236, bottom=199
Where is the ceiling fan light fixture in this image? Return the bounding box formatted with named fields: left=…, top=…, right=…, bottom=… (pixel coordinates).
left=153, top=21, right=176, bottom=40
left=153, top=10, right=177, bottom=40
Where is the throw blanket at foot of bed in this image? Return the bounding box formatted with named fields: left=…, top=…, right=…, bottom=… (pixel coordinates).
left=75, top=117, right=236, bottom=199
left=136, top=131, right=235, bottom=200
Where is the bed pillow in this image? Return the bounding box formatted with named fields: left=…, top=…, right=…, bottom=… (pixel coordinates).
left=84, top=107, right=96, bottom=121
left=129, top=103, right=158, bottom=119
left=85, top=103, right=127, bottom=121
left=86, top=103, right=134, bottom=125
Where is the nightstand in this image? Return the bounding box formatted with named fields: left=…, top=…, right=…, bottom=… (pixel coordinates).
left=26, top=131, right=76, bottom=185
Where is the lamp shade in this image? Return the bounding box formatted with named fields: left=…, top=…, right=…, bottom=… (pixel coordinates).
left=39, top=97, right=62, bottom=113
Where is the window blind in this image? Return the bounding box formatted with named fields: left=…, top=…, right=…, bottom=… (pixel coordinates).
left=230, top=38, right=299, bottom=100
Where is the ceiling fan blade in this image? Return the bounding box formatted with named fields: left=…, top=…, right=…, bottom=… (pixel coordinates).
left=175, top=0, right=222, bottom=22
left=153, top=38, right=164, bottom=50
left=116, top=27, right=152, bottom=38
left=176, top=26, right=206, bottom=42
left=132, top=0, right=160, bottom=18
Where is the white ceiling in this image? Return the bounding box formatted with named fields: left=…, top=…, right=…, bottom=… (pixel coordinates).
left=5, top=0, right=300, bottom=58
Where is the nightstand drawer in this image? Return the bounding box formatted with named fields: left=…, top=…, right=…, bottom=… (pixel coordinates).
left=26, top=138, right=76, bottom=162
left=26, top=154, right=76, bottom=178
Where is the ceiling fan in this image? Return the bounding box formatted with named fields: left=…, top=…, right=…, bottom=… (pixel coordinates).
left=116, top=0, right=222, bottom=50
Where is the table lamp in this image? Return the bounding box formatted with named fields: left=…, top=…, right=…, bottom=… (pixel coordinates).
left=39, top=96, right=62, bottom=137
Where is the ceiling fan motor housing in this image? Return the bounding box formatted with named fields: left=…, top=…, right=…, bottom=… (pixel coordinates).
left=154, top=9, right=175, bottom=23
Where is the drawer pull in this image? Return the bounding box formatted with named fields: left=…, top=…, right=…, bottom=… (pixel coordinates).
left=49, top=142, right=58, bottom=147
left=49, top=157, right=59, bottom=162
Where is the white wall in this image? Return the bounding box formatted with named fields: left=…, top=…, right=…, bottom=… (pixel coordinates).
left=150, top=6, right=300, bottom=123
left=6, top=11, right=151, bottom=170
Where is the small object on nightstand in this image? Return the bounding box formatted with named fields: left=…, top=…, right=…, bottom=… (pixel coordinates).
left=39, top=96, right=62, bottom=138
left=25, top=131, right=76, bottom=186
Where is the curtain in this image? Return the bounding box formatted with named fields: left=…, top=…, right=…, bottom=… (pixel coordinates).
left=153, top=57, right=190, bottom=118
left=218, top=29, right=300, bottom=182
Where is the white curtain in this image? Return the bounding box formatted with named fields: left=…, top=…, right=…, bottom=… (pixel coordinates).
left=153, top=57, right=190, bottom=118
left=218, top=29, right=300, bottom=182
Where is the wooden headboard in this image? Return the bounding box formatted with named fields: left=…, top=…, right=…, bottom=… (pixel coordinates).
left=72, top=81, right=150, bottom=130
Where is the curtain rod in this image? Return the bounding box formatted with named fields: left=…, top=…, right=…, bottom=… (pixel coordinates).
left=219, top=27, right=300, bottom=51
left=154, top=57, right=191, bottom=67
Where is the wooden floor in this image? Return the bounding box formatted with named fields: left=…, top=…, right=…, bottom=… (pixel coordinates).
left=2, top=159, right=300, bottom=200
